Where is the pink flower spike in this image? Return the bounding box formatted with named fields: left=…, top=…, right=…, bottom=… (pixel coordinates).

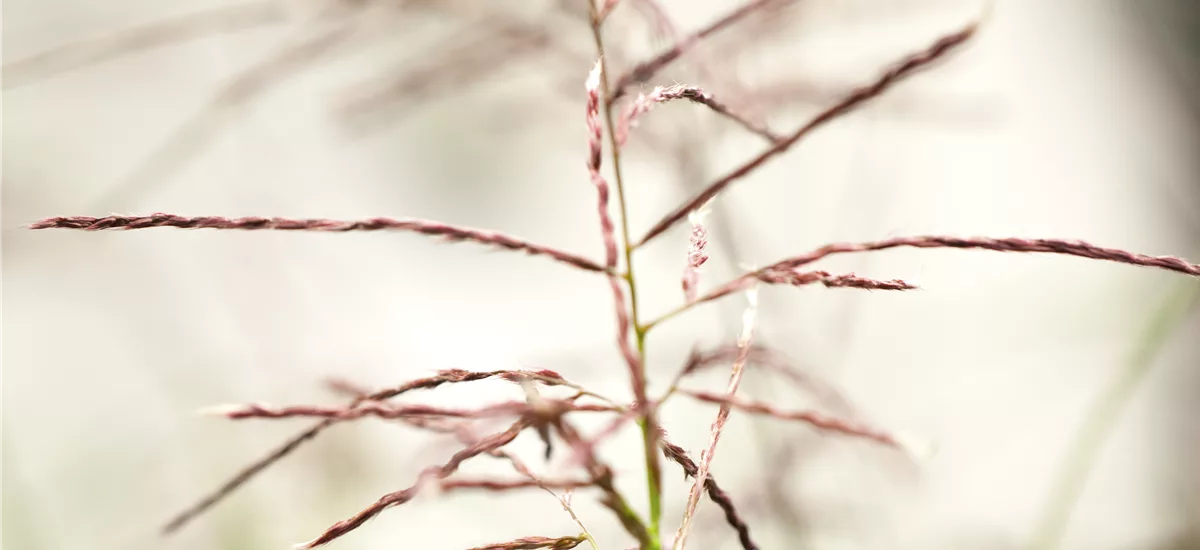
left=682, top=199, right=713, bottom=303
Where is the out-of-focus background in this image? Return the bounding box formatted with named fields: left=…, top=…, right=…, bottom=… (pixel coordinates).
left=4, top=1, right=1199, bottom=549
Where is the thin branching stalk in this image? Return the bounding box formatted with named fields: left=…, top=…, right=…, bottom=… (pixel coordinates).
left=679, top=344, right=858, bottom=415
left=643, top=268, right=915, bottom=332
left=609, top=0, right=778, bottom=102
left=618, top=85, right=782, bottom=145
left=555, top=416, right=654, bottom=547
left=586, top=1, right=664, bottom=545
left=29, top=214, right=609, bottom=274
left=439, top=412, right=602, bottom=550
left=637, top=20, right=979, bottom=246
left=673, top=288, right=758, bottom=550
left=762, top=236, right=1200, bottom=275
left=466, top=535, right=590, bottom=550
left=555, top=492, right=602, bottom=550
left=643, top=235, right=1200, bottom=331
left=297, top=419, right=531, bottom=548
left=566, top=408, right=763, bottom=550
left=659, top=429, right=758, bottom=550
left=656, top=343, right=859, bottom=424
left=585, top=61, right=648, bottom=412
left=681, top=390, right=899, bottom=448
left=434, top=478, right=597, bottom=492
left=159, top=368, right=581, bottom=534
left=201, top=400, right=617, bottom=421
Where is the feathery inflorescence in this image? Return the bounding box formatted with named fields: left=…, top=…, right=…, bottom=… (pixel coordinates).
left=25, top=2, right=1200, bottom=550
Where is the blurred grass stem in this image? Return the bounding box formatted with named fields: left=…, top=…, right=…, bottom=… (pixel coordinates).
left=1030, top=276, right=1200, bottom=549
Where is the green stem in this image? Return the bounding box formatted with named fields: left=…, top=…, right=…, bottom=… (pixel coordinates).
left=641, top=275, right=755, bottom=333
left=587, top=2, right=662, bottom=547
left=1030, top=278, right=1200, bottom=549
left=634, top=326, right=663, bottom=543
left=641, top=301, right=692, bottom=334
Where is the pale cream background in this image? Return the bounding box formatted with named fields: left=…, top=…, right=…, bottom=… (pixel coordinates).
left=4, top=1, right=1198, bottom=549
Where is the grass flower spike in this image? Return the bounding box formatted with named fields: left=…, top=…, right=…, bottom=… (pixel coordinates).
left=25, top=2, right=1200, bottom=549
